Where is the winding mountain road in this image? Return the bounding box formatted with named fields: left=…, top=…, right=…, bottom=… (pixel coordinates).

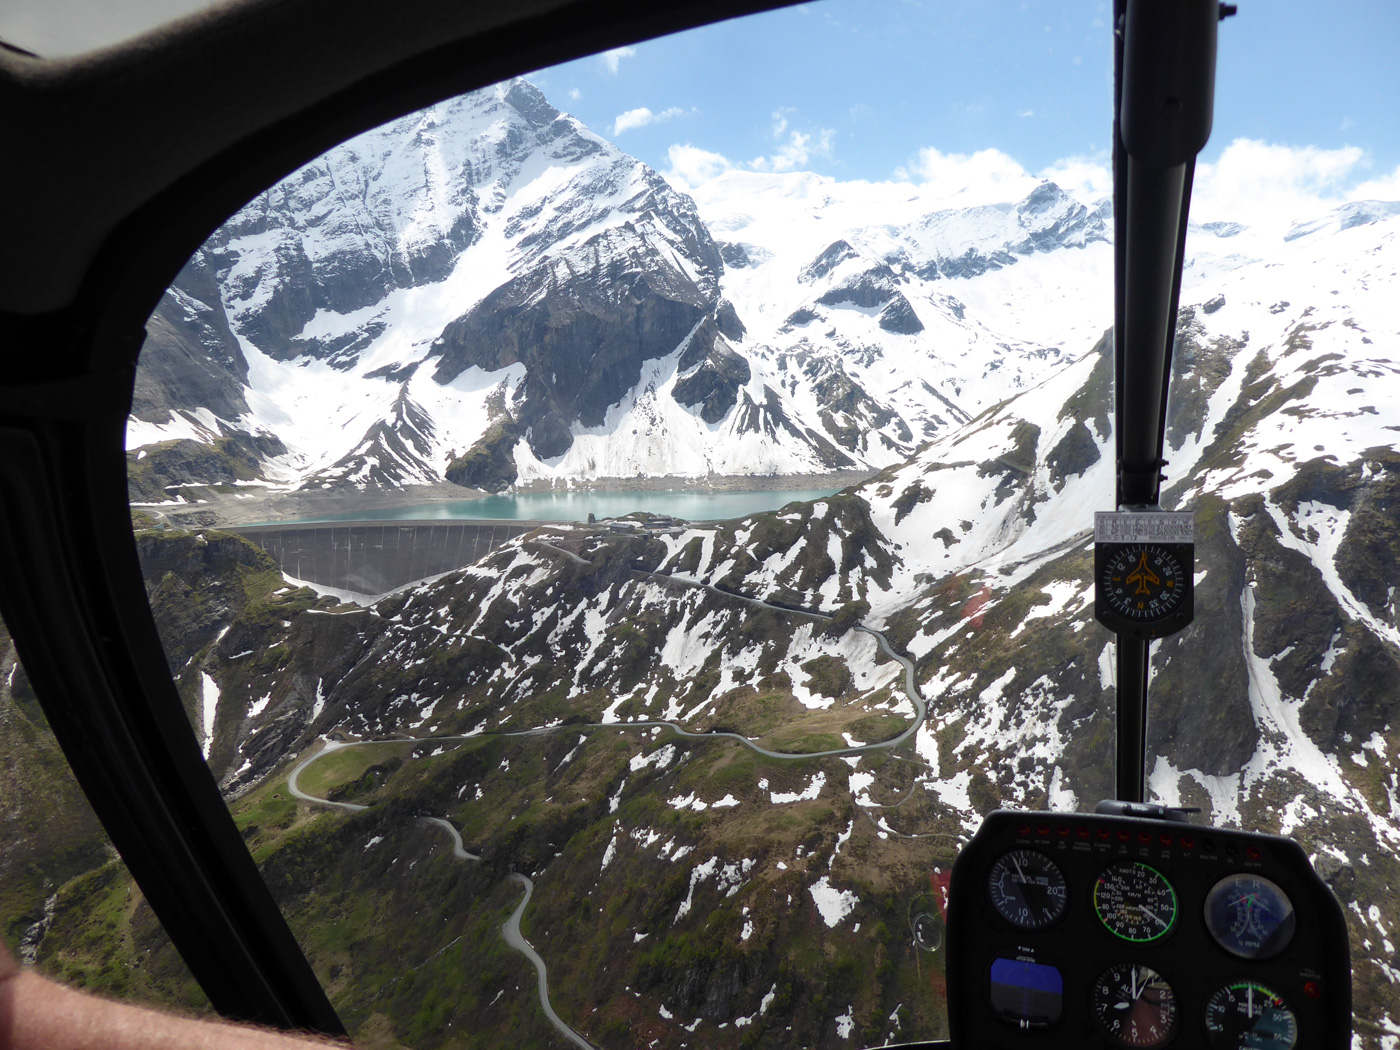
left=288, top=743, right=590, bottom=1047
left=503, top=874, right=597, bottom=1050
left=282, top=536, right=926, bottom=1049
left=528, top=539, right=928, bottom=759
left=286, top=744, right=367, bottom=811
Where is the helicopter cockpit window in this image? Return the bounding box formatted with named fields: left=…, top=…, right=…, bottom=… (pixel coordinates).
left=6, top=1, right=1399, bottom=1047
left=0, top=608, right=211, bottom=1013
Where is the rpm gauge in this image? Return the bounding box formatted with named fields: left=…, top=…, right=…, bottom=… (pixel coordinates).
left=1204, top=982, right=1298, bottom=1050
left=1204, top=874, right=1296, bottom=960
left=987, top=850, right=1068, bottom=930
left=1091, top=963, right=1178, bottom=1048
left=1093, top=862, right=1177, bottom=942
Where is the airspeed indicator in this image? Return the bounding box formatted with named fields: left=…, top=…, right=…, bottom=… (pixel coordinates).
left=1093, top=861, right=1177, bottom=942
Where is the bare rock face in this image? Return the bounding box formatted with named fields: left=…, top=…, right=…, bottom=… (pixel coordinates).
left=133, top=255, right=250, bottom=425
left=300, top=387, right=438, bottom=490
left=877, top=294, right=924, bottom=334
left=445, top=419, right=522, bottom=492
left=794, top=240, right=927, bottom=343
left=672, top=320, right=752, bottom=424
left=727, top=385, right=856, bottom=470
left=126, top=432, right=287, bottom=503
left=432, top=226, right=721, bottom=462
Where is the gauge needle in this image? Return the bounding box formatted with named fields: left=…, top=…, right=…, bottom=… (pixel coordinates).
left=1141, top=907, right=1169, bottom=928
left=1130, top=967, right=1139, bottom=1001
left=1248, top=985, right=1255, bottom=1016
left=1013, top=855, right=1026, bottom=881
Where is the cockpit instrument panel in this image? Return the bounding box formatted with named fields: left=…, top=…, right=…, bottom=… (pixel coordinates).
left=946, top=810, right=1350, bottom=1049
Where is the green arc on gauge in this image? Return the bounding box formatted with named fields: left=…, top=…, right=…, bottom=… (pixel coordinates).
left=1093, top=861, right=1178, bottom=943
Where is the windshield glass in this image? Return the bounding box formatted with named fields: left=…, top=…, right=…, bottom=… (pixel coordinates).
left=9, top=2, right=1400, bottom=1047
left=0, top=609, right=210, bottom=1013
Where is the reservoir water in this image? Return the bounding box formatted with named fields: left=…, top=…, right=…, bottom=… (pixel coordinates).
left=267, top=487, right=848, bottom=525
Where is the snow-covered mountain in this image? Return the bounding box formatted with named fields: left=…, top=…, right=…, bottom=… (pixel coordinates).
left=614, top=206, right=1400, bottom=1027
left=127, top=79, right=1127, bottom=498
left=134, top=197, right=1400, bottom=1040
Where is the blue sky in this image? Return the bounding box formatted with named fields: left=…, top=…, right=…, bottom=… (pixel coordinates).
left=530, top=0, right=1400, bottom=208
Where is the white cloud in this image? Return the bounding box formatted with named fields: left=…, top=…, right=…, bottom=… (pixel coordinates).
left=1354, top=164, right=1400, bottom=200
left=1038, top=154, right=1112, bottom=203
left=1191, top=138, right=1383, bottom=232
left=885, top=138, right=1400, bottom=222
left=612, top=106, right=687, bottom=136
left=601, top=46, right=636, bottom=74
left=734, top=108, right=836, bottom=175
left=666, top=107, right=838, bottom=188
left=895, top=146, right=1038, bottom=205
left=569, top=88, right=581, bottom=101
left=667, top=127, right=1400, bottom=227
left=752, top=128, right=836, bottom=174
left=664, top=144, right=734, bottom=189
left=1018, top=109, right=1035, bottom=118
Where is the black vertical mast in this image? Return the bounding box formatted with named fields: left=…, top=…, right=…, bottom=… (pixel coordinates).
left=1110, top=0, right=1230, bottom=801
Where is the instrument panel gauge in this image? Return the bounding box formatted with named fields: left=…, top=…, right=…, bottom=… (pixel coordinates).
left=1093, top=862, right=1177, bottom=942
left=988, top=955, right=1064, bottom=1029
left=1204, top=874, right=1296, bottom=960
left=1091, top=963, right=1178, bottom=1048
left=987, top=849, right=1068, bottom=930
left=1095, top=534, right=1195, bottom=638
left=1204, top=982, right=1298, bottom=1050
left=1099, top=544, right=1189, bottom=622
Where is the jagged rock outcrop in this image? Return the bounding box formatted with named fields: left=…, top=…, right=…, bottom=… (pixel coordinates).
left=904, top=181, right=1109, bottom=280
left=672, top=324, right=752, bottom=425
left=432, top=218, right=722, bottom=460
left=133, top=257, right=249, bottom=425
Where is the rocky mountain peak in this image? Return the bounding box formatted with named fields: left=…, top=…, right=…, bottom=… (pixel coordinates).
left=897, top=179, right=1108, bottom=281
left=499, top=77, right=564, bottom=130
left=799, top=240, right=861, bottom=283
left=128, top=77, right=1399, bottom=508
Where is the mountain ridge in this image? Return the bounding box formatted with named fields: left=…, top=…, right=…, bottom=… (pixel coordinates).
left=127, top=78, right=1140, bottom=500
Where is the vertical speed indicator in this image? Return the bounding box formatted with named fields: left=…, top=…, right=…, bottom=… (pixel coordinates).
left=987, top=850, right=1068, bottom=930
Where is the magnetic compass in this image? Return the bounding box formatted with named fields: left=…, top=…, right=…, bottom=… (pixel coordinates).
left=1098, top=544, right=1189, bottom=625
left=1094, top=510, right=1195, bottom=638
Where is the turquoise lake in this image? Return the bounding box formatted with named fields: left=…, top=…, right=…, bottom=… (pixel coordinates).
left=270, top=487, right=849, bottom=525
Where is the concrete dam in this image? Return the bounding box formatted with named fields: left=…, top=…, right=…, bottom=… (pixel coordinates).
left=228, top=520, right=544, bottom=594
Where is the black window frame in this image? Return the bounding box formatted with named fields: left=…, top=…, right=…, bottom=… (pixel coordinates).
left=0, top=0, right=804, bottom=1030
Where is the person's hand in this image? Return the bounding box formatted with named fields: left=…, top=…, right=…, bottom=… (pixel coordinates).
left=0, top=937, right=19, bottom=983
